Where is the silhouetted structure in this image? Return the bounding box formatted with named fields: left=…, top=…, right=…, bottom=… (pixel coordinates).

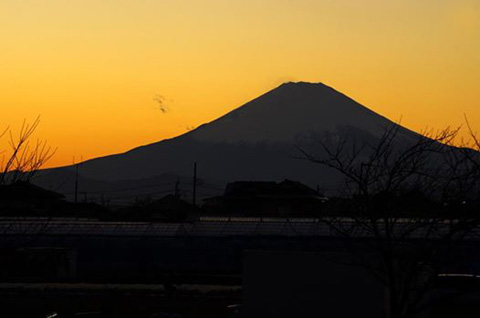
left=1, top=179, right=63, bottom=197
left=0, top=181, right=109, bottom=218
left=0, top=181, right=64, bottom=215
left=203, top=179, right=326, bottom=217
left=118, top=194, right=195, bottom=222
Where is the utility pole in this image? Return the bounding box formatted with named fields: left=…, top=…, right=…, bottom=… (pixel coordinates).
left=192, top=162, right=197, bottom=207
left=74, top=161, right=79, bottom=204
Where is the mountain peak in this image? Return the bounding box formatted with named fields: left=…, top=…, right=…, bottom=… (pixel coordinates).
left=190, top=81, right=395, bottom=143
left=277, top=81, right=333, bottom=92
left=280, top=81, right=328, bottom=87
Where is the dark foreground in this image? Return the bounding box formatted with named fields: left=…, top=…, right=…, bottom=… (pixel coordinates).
left=0, top=283, right=241, bottom=318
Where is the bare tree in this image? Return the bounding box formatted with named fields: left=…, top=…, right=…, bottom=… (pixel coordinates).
left=464, top=116, right=480, bottom=177
left=297, top=124, right=480, bottom=318
left=0, top=117, right=56, bottom=185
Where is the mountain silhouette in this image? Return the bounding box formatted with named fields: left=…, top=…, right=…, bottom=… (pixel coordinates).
left=37, top=82, right=424, bottom=200
left=190, top=82, right=407, bottom=143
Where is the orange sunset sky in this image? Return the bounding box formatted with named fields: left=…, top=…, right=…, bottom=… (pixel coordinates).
left=1, top=0, right=479, bottom=168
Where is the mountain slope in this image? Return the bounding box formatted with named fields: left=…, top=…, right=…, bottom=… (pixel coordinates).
left=190, top=82, right=404, bottom=143
left=38, top=82, right=423, bottom=197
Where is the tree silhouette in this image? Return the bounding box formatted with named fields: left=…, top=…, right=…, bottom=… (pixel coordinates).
left=297, top=124, right=480, bottom=318
left=0, top=116, right=56, bottom=185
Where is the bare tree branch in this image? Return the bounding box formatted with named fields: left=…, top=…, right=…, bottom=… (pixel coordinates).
left=297, top=123, right=480, bottom=318
left=0, top=116, right=56, bottom=185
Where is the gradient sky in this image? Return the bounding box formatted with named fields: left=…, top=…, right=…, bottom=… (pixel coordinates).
left=1, top=0, right=479, bottom=168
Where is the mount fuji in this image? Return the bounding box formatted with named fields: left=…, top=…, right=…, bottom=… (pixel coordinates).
left=37, top=82, right=423, bottom=201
